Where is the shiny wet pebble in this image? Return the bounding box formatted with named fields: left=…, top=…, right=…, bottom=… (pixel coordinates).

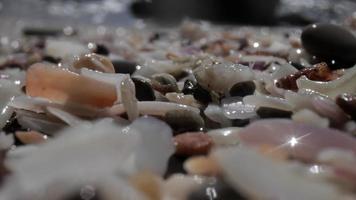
left=132, top=77, right=156, bottom=101
left=165, top=110, right=205, bottom=134
left=174, top=132, right=213, bottom=156
left=229, top=81, right=255, bottom=97
left=256, top=107, right=292, bottom=119
left=112, top=60, right=139, bottom=74
left=93, top=44, right=109, bottom=56
left=182, top=80, right=212, bottom=104
left=151, top=73, right=178, bottom=94
left=301, top=23, right=356, bottom=69
left=336, top=93, right=356, bottom=120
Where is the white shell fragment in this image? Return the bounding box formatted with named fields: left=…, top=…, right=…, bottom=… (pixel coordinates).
left=292, top=109, right=329, bottom=128
left=296, top=65, right=356, bottom=99
left=213, top=147, right=348, bottom=200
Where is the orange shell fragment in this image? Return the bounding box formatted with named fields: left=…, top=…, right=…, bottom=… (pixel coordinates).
left=26, top=63, right=117, bottom=108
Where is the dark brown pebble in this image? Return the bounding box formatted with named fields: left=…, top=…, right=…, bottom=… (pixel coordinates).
left=336, top=93, right=356, bottom=120
left=112, top=60, right=138, bottom=74
left=256, top=107, right=292, bottom=119
left=174, top=132, right=213, bottom=156
left=132, top=77, right=156, bottom=101
left=301, top=23, right=356, bottom=69
left=165, top=110, right=205, bottom=134
left=182, top=80, right=212, bottom=104
left=94, top=44, right=110, bottom=56
left=229, top=81, right=255, bottom=97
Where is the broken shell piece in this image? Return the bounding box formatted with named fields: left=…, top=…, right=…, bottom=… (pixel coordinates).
left=207, top=127, right=241, bottom=146
left=292, top=109, right=329, bottom=128
left=151, top=73, right=179, bottom=94
left=26, top=63, right=117, bottom=108
left=129, top=171, right=163, bottom=200
left=243, top=94, right=293, bottom=111
left=296, top=65, right=356, bottom=99
left=0, top=79, right=21, bottom=129
left=165, top=92, right=202, bottom=108
left=163, top=174, right=204, bottom=200
left=106, top=101, right=200, bottom=117
left=184, top=156, right=221, bottom=176
left=15, top=131, right=48, bottom=144
left=16, top=110, right=66, bottom=135
left=46, top=106, right=87, bottom=126
left=120, top=77, right=139, bottom=121
left=194, top=61, right=254, bottom=94
left=45, top=39, right=88, bottom=59
left=72, top=53, right=115, bottom=73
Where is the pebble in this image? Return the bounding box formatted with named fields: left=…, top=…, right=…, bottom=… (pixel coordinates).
left=229, top=81, right=255, bottom=97
left=256, top=107, right=292, bottom=119
left=164, top=110, right=205, bottom=134
left=132, top=77, right=156, bottom=101
left=336, top=93, right=356, bottom=120
left=111, top=60, right=139, bottom=74
left=151, top=73, right=178, bottom=94
left=301, top=23, right=356, bottom=69
left=182, top=80, right=212, bottom=104
left=174, top=132, right=213, bottom=156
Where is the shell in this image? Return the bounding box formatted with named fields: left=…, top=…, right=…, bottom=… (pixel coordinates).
left=243, top=94, right=293, bottom=111
left=296, top=64, right=356, bottom=99
left=72, top=53, right=115, bottom=73
left=106, top=101, right=200, bottom=117
left=15, top=131, right=48, bottom=144
left=292, top=109, right=329, bottom=128
left=26, top=63, right=117, bottom=108
left=120, top=77, right=139, bottom=121
left=183, top=156, right=220, bottom=176
left=165, top=92, right=201, bottom=108
left=194, top=61, right=254, bottom=94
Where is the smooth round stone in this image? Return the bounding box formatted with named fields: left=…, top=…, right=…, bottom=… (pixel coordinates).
left=151, top=73, right=179, bottom=94
left=132, top=77, right=156, bottom=101
left=111, top=60, right=139, bottom=74
left=165, top=110, right=205, bottom=134
left=301, top=23, right=356, bottom=69
left=229, top=81, right=255, bottom=97
left=182, top=80, right=212, bottom=104
left=93, top=44, right=109, bottom=56
left=336, top=93, right=356, bottom=120
left=256, top=107, right=292, bottom=119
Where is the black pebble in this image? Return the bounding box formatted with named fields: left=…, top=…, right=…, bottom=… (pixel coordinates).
left=256, top=107, right=292, bottom=119
left=182, top=80, right=212, bottom=104
left=289, top=61, right=305, bottom=70
left=112, top=60, right=138, bottom=75
left=43, top=55, right=61, bottom=64
left=164, top=155, right=187, bottom=178
left=188, top=179, right=247, bottom=200
left=232, top=119, right=250, bottom=127
left=164, top=110, right=205, bottom=135
left=229, top=81, right=255, bottom=97
left=301, top=23, right=356, bottom=69
left=94, top=44, right=110, bottom=56
left=132, top=77, right=156, bottom=101
left=336, top=93, right=356, bottom=121
left=22, top=28, right=61, bottom=37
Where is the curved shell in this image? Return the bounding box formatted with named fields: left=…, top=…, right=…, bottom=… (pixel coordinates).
left=26, top=63, right=117, bottom=108
left=296, top=65, right=356, bottom=99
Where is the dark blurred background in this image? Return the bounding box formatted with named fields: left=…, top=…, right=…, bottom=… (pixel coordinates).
left=131, top=0, right=356, bottom=25
left=0, top=0, right=356, bottom=31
